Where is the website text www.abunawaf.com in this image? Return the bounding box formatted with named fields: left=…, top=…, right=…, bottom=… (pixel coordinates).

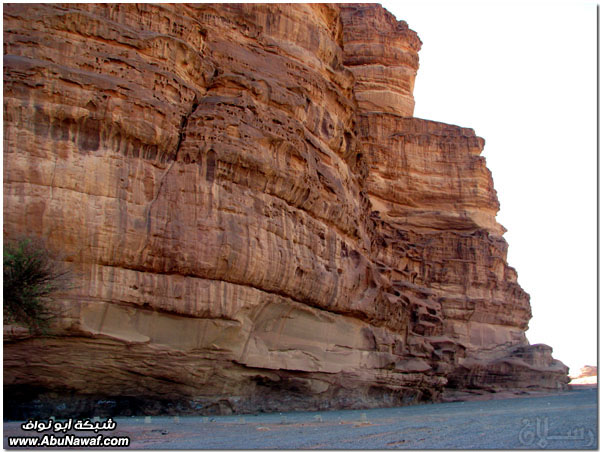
left=8, top=417, right=130, bottom=448
left=8, top=434, right=130, bottom=448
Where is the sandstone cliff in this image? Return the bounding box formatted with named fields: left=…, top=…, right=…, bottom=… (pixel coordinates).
left=3, top=3, right=568, bottom=418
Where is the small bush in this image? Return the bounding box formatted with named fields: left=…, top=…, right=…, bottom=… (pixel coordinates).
left=3, top=237, right=69, bottom=334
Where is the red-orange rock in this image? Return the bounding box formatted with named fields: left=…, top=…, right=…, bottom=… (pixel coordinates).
left=341, top=4, right=422, bottom=117
left=3, top=3, right=568, bottom=418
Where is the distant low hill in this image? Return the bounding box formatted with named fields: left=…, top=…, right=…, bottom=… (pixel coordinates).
left=569, top=365, right=597, bottom=385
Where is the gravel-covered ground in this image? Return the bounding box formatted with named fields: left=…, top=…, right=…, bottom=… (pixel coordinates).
left=4, top=386, right=597, bottom=449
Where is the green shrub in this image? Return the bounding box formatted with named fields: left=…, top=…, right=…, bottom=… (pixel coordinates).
left=3, top=237, right=69, bottom=334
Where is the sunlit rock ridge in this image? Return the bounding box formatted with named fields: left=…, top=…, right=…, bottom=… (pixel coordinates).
left=3, top=3, right=568, bottom=417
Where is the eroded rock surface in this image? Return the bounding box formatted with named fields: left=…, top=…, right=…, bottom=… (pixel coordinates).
left=3, top=3, right=568, bottom=418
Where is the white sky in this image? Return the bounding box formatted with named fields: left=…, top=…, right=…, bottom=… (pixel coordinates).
left=381, top=0, right=597, bottom=374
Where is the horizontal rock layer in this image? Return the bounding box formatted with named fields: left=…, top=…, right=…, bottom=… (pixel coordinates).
left=3, top=3, right=568, bottom=418
left=340, top=4, right=421, bottom=117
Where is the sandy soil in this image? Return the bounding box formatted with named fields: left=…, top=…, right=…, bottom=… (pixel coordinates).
left=4, top=386, right=597, bottom=449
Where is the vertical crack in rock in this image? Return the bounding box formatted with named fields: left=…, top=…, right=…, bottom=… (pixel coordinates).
left=174, top=94, right=200, bottom=162
left=143, top=94, right=201, bottom=246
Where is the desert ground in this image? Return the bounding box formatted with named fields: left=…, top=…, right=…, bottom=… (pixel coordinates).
left=4, top=386, right=596, bottom=449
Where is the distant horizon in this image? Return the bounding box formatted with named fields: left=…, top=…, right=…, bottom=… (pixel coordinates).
left=382, top=0, right=597, bottom=374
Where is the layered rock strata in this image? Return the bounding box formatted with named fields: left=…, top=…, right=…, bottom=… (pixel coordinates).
left=3, top=3, right=568, bottom=418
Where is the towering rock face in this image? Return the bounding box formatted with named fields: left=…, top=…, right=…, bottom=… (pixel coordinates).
left=339, top=4, right=421, bottom=117
left=339, top=4, right=568, bottom=397
left=3, top=3, right=568, bottom=417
